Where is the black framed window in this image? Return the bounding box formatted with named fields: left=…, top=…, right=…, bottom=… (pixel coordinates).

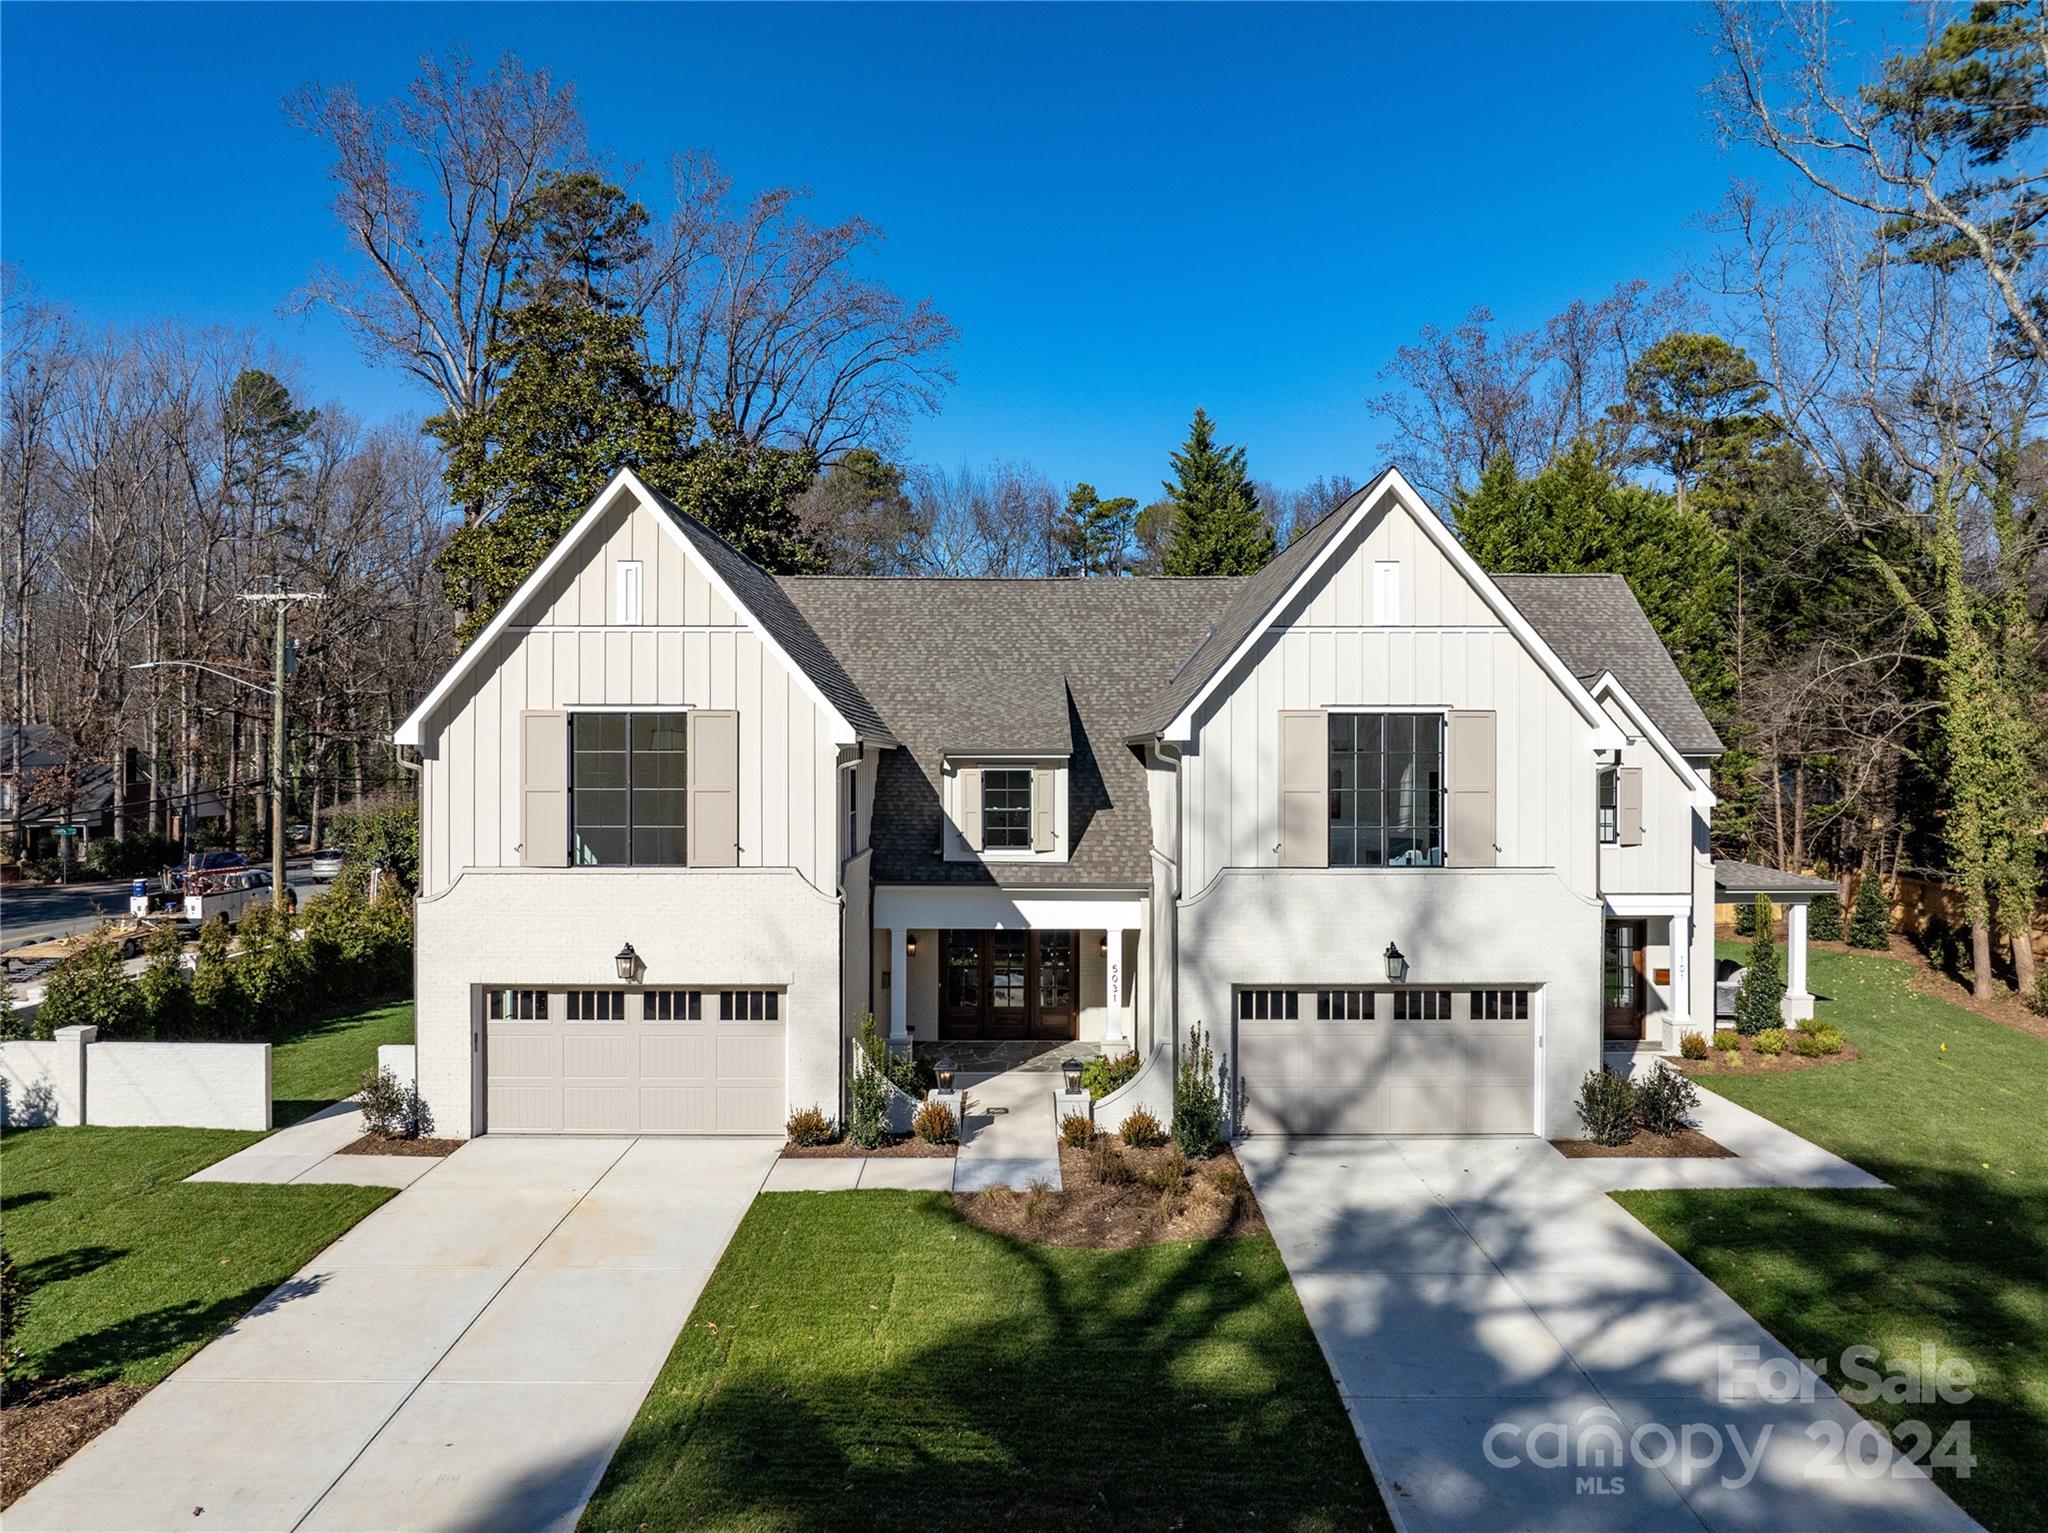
left=843, top=764, right=860, bottom=859
left=1598, top=769, right=1619, bottom=844
left=1330, top=712, right=1444, bottom=868
left=945, top=929, right=982, bottom=1010
left=982, top=767, right=1032, bottom=850
left=570, top=712, right=686, bottom=867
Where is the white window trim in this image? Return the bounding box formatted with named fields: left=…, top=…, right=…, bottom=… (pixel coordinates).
left=979, top=764, right=1035, bottom=855
left=1373, top=560, right=1401, bottom=625
left=615, top=559, right=644, bottom=625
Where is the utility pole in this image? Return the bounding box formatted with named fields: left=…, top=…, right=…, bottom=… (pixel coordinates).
left=238, top=590, right=324, bottom=908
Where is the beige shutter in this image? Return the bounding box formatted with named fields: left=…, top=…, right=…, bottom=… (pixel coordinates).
left=1278, top=710, right=1329, bottom=867
left=1617, top=766, right=1644, bottom=847
left=686, top=709, right=740, bottom=866
left=1034, top=766, right=1055, bottom=853
left=1446, top=710, right=1498, bottom=868
left=959, top=766, right=983, bottom=852
left=520, top=711, right=568, bottom=868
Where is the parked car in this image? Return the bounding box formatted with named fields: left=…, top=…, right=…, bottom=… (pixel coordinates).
left=290, top=822, right=311, bottom=846
left=1714, top=958, right=1747, bottom=1020
left=310, top=847, right=345, bottom=879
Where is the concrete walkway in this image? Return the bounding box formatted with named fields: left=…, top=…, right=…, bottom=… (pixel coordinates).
left=10, top=1135, right=779, bottom=1533
left=951, top=1064, right=1062, bottom=1192
left=187, top=1100, right=439, bottom=1190
left=762, top=1154, right=957, bottom=1191
left=1239, top=1136, right=1981, bottom=1533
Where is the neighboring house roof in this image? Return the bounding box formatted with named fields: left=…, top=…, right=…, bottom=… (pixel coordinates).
left=394, top=470, right=898, bottom=750
left=1714, top=859, right=1840, bottom=901
left=781, top=576, right=1241, bottom=888
left=0, top=723, right=67, bottom=776
left=1494, top=574, right=1724, bottom=756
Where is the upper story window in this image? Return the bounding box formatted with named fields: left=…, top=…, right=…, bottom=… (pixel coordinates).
left=842, top=763, right=860, bottom=860
left=1598, top=768, right=1619, bottom=844
left=981, top=767, right=1033, bottom=850
left=1329, top=712, right=1444, bottom=868
left=571, top=711, right=686, bottom=866
left=615, top=560, right=644, bottom=624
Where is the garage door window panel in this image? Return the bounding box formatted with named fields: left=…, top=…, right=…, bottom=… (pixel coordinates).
left=571, top=711, right=687, bottom=867
left=488, top=987, right=548, bottom=1020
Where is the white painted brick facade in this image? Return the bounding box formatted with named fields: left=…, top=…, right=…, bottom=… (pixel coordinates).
left=415, top=867, right=843, bottom=1137
left=87, top=1042, right=272, bottom=1130
left=1179, top=867, right=1603, bottom=1139
left=0, top=1029, right=90, bottom=1127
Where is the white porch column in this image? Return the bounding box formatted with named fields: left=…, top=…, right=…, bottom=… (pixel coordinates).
left=1783, top=901, right=1813, bottom=1020
left=888, top=927, right=909, bottom=1042
left=1103, top=927, right=1128, bottom=1045
left=1670, top=912, right=1691, bottom=1027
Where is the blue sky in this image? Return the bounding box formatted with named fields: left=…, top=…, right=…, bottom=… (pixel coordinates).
left=2, top=2, right=1766, bottom=500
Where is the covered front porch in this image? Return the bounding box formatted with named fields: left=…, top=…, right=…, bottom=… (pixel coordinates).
left=1713, top=858, right=1841, bottom=1023
left=872, top=886, right=1146, bottom=1052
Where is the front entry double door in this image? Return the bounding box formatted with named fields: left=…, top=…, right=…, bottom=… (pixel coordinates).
left=941, top=929, right=1079, bottom=1040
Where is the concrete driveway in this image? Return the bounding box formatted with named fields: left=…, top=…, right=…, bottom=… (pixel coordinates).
left=9, top=1135, right=779, bottom=1533
left=1239, top=1137, right=1983, bottom=1533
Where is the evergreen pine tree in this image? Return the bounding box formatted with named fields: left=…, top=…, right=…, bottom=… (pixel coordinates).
left=1849, top=863, right=1892, bottom=949
left=1735, top=894, right=1785, bottom=1035
left=1162, top=409, right=1275, bottom=576
left=1054, top=483, right=1139, bottom=575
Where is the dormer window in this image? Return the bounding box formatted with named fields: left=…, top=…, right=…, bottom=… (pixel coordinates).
left=981, top=767, right=1033, bottom=850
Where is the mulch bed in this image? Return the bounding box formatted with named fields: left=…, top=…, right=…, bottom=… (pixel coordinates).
left=782, top=1134, right=957, bottom=1159
left=1552, top=1127, right=1735, bottom=1159
left=953, top=1136, right=1268, bottom=1249
left=1674, top=1036, right=1862, bottom=1075
left=1, top=1378, right=148, bottom=1508
left=335, top=1135, right=464, bottom=1157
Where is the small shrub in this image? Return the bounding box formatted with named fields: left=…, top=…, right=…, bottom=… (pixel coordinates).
left=1734, top=899, right=1758, bottom=936
left=1080, top=1049, right=1140, bottom=1100
left=1058, top=1111, right=1094, bottom=1148
left=1678, top=1030, right=1709, bottom=1060
left=1088, top=1141, right=1131, bottom=1185
left=1796, top=1024, right=1845, bottom=1057
left=136, top=922, right=192, bottom=1039
left=1633, top=1064, right=1699, bottom=1136
left=1575, top=1068, right=1638, bottom=1146
left=1808, top=890, right=1843, bottom=943
left=1140, top=1147, right=1189, bottom=1193
left=912, top=1098, right=958, bottom=1144
left=1712, top=1029, right=1741, bottom=1052
left=398, top=1078, right=434, bottom=1139
left=1206, top=1162, right=1249, bottom=1199
left=0, top=1232, right=27, bottom=1384
left=358, top=1065, right=407, bottom=1138
left=1789, top=1030, right=1827, bottom=1058
left=1172, top=1020, right=1224, bottom=1156
left=1736, top=895, right=1785, bottom=1035
left=234, top=897, right=313, bottom=1034
left=2030, top=971, right=2048, bottom=1019
left=1754, top=1027, right=1788, bottom=1057
left=785, top=1105, right=833, bottom=1147
left=1119, top=1106, right=1166, bottom=1148
left=37, top=927, right=143, bottom=1040
left=1720, top=1048, right=1743, bottom=1068
left=1848, top=865, right=1892, bottom=949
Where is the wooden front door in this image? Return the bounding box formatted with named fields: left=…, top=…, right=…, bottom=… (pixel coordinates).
left=939, top=929, right=1079, bottom=1040
left=1603, top=920, right=1647, bottom=1041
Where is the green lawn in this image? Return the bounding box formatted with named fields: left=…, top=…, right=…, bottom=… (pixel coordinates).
left=1617, top=946, right=2048, bottom=1533
left=582, top=1192, right=1386, bottom=1533
left=0, top=995, right=413, bottom=1387
left=269, top=996, right=415, bottom=1125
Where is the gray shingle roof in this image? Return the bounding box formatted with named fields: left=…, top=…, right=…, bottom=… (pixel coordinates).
left=1493, top=574, right=1724, bottom=755
left=638, top=484, right=899, bottom=748
left=779, top=577, right=1241, bottom=888
left=1714, top=859, right=1839, bottom=900
left=1128, top=470, right=1393, bottom=739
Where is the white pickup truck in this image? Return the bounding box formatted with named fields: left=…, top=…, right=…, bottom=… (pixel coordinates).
left=172, top=867, right=278, bottom=928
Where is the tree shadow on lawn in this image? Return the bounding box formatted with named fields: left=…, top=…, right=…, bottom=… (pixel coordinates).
left=1619, top=1163, right=2048, bottom=1531
left=18, top=1243, right=124, bottom=1290
left=576, top=1194, right=1388, bottom=1533
left=33, top=1272, right=332, bottom=1386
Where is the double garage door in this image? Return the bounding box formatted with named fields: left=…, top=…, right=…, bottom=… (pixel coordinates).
left=484, top=986, right=784, bottom=1135
left=1235, top=985, right=1536, bottom=1135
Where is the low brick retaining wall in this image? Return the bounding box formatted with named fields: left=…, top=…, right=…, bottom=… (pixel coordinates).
left=0, top=1027, right=270, bottom=1130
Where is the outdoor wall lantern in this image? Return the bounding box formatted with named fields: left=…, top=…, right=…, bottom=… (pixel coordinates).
left=615, top=942, right=642, bottom=982
left=906, top=934, right=918, bottom=957
left=936, top=1058, right=957, bottom=1092
left=1062, top=1057, right=1085, bottom=1094
left=1098, top=933, right=1109, bottom=954
left=1383, top=942, right=1407, bottom=983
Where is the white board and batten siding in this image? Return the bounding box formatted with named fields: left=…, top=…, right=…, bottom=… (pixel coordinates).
left=1596, top=693, right=1700, bottom=896
left=415, top=495, right=843, bottom=897
left=1179, top=502, right=1600, bottom=900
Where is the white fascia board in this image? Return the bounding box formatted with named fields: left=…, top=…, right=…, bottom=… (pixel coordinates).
left=394, top=468, right=857, bottom=748
left=1162, top=467, right=1623, bottom=751
left=1604, top=893, right=1694, bottom=918
left=874, top=884, right=1144, bottom=933
left=1590, top=670, right=1718, bottom=810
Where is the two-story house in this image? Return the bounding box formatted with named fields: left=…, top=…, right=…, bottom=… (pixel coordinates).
left=395, top=465, right=1744, bottom=1142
